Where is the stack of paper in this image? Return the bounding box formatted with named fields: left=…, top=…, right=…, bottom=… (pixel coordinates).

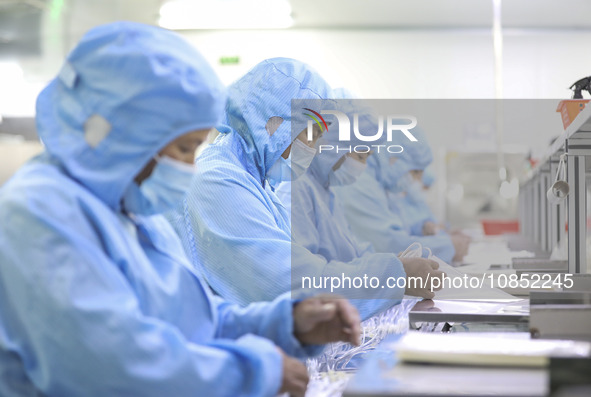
left=391, top=332, right=591, bottom=367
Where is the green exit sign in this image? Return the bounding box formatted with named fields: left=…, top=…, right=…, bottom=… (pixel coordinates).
left=219, top=56, right=240, bottom=65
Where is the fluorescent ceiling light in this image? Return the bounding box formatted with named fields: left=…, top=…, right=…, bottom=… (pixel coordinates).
left=159, top=0, right=293, bottom=30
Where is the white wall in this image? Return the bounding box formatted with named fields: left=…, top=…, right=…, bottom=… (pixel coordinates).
left=176, top=28, right=587, bottom=154
left=503, top=29, right=591, bottom=98
left=180, top=29, right=496, bottom=98
left=4, top=27, right=590, bottom=115
left=181, top=28, right=591, bottom=100
left=1, top=26, right=589, bottom=204
left=0, top=142, right=44, bottom=185
left=178, top=28, right=584, bottom=223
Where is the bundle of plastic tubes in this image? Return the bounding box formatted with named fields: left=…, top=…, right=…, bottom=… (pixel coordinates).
left=304, top=243, right=424, bottom=396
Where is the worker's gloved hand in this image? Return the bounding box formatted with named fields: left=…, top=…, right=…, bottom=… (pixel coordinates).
left=451, top=234, right=471, bottom=262
left=293, top=295, right=361, bottom=347
left=422, top=221, right=440, bottom=236
left=277, top=347, right=309, bottom=397
left=400, top=257, right=445, bottom=299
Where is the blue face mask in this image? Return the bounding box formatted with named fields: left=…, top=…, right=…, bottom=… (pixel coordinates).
left=407, top=179, right=425, bottom=199
left=383, top=162, right=409, bottom=193
left=122, top=155, right=196, bottom=215
left=394, top=172, right=414, bottom=194
left=266, top=155, right=291, bottom=189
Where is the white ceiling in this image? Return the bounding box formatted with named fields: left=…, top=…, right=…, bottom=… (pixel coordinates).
left=3, top=0, right=591, bottom=34
left=289, top=0, right=591, bottom=29
left=1, top=0, right=591, bottom=61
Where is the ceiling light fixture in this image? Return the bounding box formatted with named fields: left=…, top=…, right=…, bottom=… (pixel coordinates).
left=159, top=0, right=293, bottom=30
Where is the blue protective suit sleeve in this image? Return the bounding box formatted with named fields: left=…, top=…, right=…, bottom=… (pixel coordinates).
left=0, top=197, right=282, bottom=397
left=214, top=293, right=324, bottom=358
left=336, top=174, right=455, bottom=263
left=288, top=179, right=407, bottom=320
left=409, top=218, right=427, bottom=237
left=178, top=153, right=405, bottom=319
left=185, top=169, right=400, bottom=319
left=404, top=196, right=438, bottom=237
left=180, top=164, right=297, bottom=306
left=408, top=214, right=437, bottom=237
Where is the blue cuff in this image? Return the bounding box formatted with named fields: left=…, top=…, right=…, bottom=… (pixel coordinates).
left=276, top=297, right=325, bottom=358
left=231, top=334, right=283, bottom=396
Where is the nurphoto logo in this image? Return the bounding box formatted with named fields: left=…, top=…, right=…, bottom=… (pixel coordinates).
left=304, top=108, right=419, bottom=154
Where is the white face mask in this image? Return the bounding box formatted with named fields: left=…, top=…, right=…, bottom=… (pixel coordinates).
left=290, top=138, right=316, bottom=180
left=328, top=156, right=367, bottom=186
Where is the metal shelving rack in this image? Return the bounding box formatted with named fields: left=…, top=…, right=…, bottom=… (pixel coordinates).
left=519, top=104, right=591, bottom=274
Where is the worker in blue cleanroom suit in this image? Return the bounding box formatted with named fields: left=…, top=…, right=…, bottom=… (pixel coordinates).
left=423, top=167, right=436, bottom=188
left=166, top=58, right=331, bottom=306
left=276, top=106, right=444, bottom=320
left=397, top=167, right=439, bottom=236
left=397, top=166, right=471, bottom=261
left=333, top=126, right=462, bottom=263
left=167, top=60, right=433, bottom=318
left=0, top=23, right=361, bottom=397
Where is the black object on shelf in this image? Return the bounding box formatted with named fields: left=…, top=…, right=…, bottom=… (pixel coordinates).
left=569, top=76, right=591, bottom=99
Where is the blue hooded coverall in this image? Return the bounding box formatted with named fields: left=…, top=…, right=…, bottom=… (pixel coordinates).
left=169, top=60, right=406, bottom=318
left=0, top=23, right=318, bottom=397
left=276, top=100, right=409, bottom=320
left=396, top=167, right=439, bottom=235
left=168, top=59, right=333, bottom=305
